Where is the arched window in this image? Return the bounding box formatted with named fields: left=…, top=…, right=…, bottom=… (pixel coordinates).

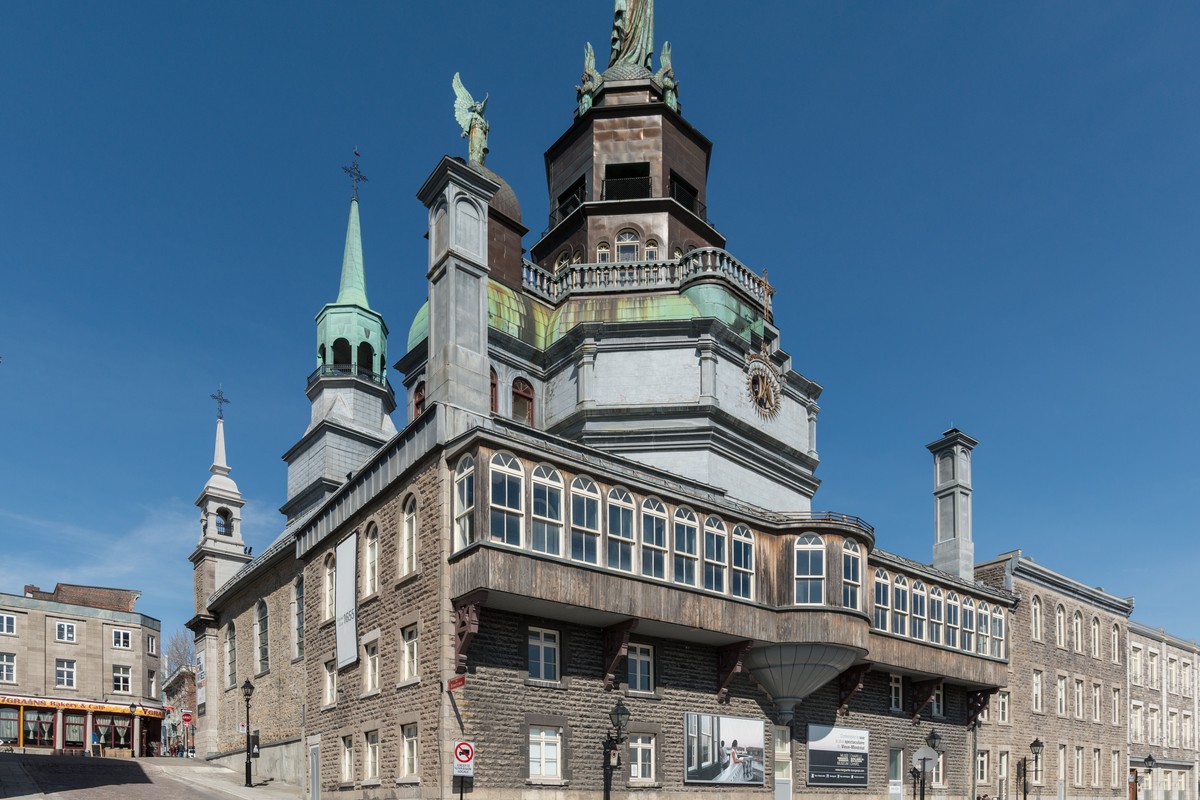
left=1072, top=611, right=1083, bottom=653
left=873, top=570, right=890, bottom=630
left=332, top=338, right=351, bottom=367
left=255, top=601, right=269, bottom=673
left=572, top=250, right=583, bottom=264
left=794, top=534, right=824, bottom=605
left=615, top=229, right=639, bottom=262
left=489, top=453, right=523, bottom=546
left=991, top=607, right=1005, bottom=658
left=977, top=602, right=990, bottom=655
left=318, top=343, right=327, bottom=365
left=215, top=508, right=231, bottom=536
left=293, top=578, right=305, bottom=659
left=928, top=587, right=944, bottom=644
left=570, top=477, right=600, bottom=564
left=323, top=554, right=336, bottom=621
left=489, top=368, right=498, bottom=413
left=1112, top=624, right=1121, bottom=664
left=357, top=342, right=375, bottom=378
left=225, top=623, right=236, bottom=688
left=640, top=498, right=667, bottom=579
left=1055, top=605, right=1066, bottom=648
left=732, top=525, right=754, bottom=600
left=512, top=379, right=535, bottom=426
left=531, top=465, right=563, bottom=556
left=413, top=381, right=426, bottom=418
left=596, top=242, right=611, bottom=263
left=454, top=456, right=476, bottom=550
left=1091, top=617, right=1100, bottom=658
left=945, top=592, right=960, bottom=649
left=644, top=239, right=659, bottom=260
left=1031, top=596, right=1043, bottom=640
left=703, top=516, right=727, bottom=593
left=961, top=598, right=975, bottom=651
left=607, top=488, right=635, bottom=572
left=842, top=541, right=861, bottom=610
left=892, top=575, right=909, bottom=635
left=911, top=581, right=927, bottom=640
left=673, top=246, right=683, bottom=260
left=555, top=251, right=571, bottom=269
left=401, top=497, right=417, bottom=575
left=672, top=507, right=698, bottom=586
left=362, top=525, right=379, bottom=595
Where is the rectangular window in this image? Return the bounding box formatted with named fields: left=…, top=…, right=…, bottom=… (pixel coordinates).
left=570, top=482, right=600, bottom=564
left=324, top=660, right=337, bottom=706
left=402, top=625, right=418, bottom=681
left=889, top=674, right=903, bottom=713
left=1184, top=713, right=1193, bottom=748
left=702, top=519, right=727, bottom=592
left=1073, top=746, right=1083, bottom=786
left=402, top=723, right=418, bottom=778
left=1074, top=678, right=1083, bottom=718
left=402, top=501, right=418, bottom=574
left=998, top=691, right=1009, bottom=724
left=113, top=629, right=131, bottom=649
left=1149, top=706, right=1160, bottom=744
left=1057, top=744, right=1066, bottom=784
left=1184, top=662, right=1194, bottom=697
left=1032, top=670, right=1043, bottom=712
left=1132, top=646, right=1144, bottom=684
left=146, top=635, right=156, bottom=655
left=607, top=491, right=635, bottom=572
left=640, top=503, right=666, bottom=579
left=1132, top=703, right=1144, bottom=743
left=1169, top=657, right=1178, bottom=693
left=1056, top=675, right=1066, bottom=716
left=341, top=735, right=354, bottom=782
left=672, top=510, right=698, bottom=586
left=112, top=665, right=131, bottom=693
left=56, top=659, right=76, bottom=688
left=931, top=752, right=944, bottom=786
left=629, top=733, right=655, bottom=783
left=628, top=644, right=653, bottom=693
left=0, top=653, right=13, bottom=683
left=1113, top=688, right=1121, bottom=725
left=148, top=670, right=156, bottom=697
left=528, top=725, right=562, bottom=779
left=1092, top=749, right=1100, bottom=787
left=64, top=713, right=85, bottom=748
left=1092, top=683, right=1101, bottom=722
left=976, top=750, right=989, bottom=783
left=528, top=628, right=559, bottom=682
left=932, top=685, right=944, bottom=717
left=364, top=730, right=379, bottom=781
left=1112, top=751, right=1121, bottom=788
left=364, top=641, right=379, bottom=692
left=1169, top=710, right=1178, bottom=747
left=0, top=614, right=13, bottom=635
left=1149, top=651, right=1160, bottom=688
left=56, top=622, right=76, bottom=642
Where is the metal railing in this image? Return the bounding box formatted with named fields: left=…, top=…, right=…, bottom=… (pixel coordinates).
left=669, top=180, right=706, bottom=219
left=307, top=364, right=387, bottom=387
left=602, top=175, right=654, bottom=200
left=782, top=511, right=876, bottom=535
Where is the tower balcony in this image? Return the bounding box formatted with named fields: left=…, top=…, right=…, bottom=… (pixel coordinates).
left=306, top=363, right=389, bottom=389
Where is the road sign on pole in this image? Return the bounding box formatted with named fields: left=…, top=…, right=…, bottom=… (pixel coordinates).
left=453, top=741, right=476, bottom=777
left=181, top=711, right=193, bottom=725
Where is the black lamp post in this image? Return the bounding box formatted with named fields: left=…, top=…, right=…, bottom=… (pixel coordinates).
left=602, top=700, right=630, bottom=800
left=242, top=679, right=255, bottom=787
left=1143, top=755, right=1157, bottom=800
left=910, top=766, right=921, bottom=800
left=128, top=704, right=140, bottom=757
left=1022, top=738, right=1044, bottom=800
left=918, top=729, right=941, bottom=800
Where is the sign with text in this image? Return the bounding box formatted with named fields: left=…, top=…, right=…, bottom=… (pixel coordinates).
left=447, top=675, right=466, bottom=691
left=683, top=712, right=765, bottom=784
left=335, top=534, right=358, bottom=669
left=807, top=724, right=869, bottom=787
left=196, top=652, right=206, bottom=706
left=453, top=740, right=475, bottom=777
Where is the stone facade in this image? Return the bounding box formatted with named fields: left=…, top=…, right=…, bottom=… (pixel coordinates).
left=1128, top=622, right=1200, bottom=800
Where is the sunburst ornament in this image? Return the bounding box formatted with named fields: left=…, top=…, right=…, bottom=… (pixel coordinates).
left=746, top=351, right=782, bottom=419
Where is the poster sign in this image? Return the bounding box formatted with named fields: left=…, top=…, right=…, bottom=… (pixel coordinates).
left=453, top=741, right=475, bottom=777
left=195, top=651, right=206, bottom=707
left=335, top=534, right=358, bottom=669
left=807, top=724, right=869, bottom=787
left=683, top=712, right=765, bottom=784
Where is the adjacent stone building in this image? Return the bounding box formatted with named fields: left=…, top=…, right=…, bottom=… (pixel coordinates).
left=1128, top=621, right=1200, bottom=800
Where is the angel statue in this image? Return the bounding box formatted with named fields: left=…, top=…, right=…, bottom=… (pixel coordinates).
left=452, top=72, right=489, bottom=166
left=609, top=0, right=654, bottom=72
left=576, top=42, right=603, bottom=116
left=654, top=40, right=678, bottom=111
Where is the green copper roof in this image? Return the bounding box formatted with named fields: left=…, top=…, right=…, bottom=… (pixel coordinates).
left=407, top=301, right=429, bottom=352
left=336, top=198, right=370, bottom=308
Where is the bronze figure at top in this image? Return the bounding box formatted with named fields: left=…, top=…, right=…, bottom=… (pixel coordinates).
left=452, top=72, right=489, bottom=166
left=608, top=0, right=654, bottom=72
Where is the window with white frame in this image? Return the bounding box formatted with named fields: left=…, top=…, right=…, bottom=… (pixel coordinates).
left=323, top=554, right=336, bottom=621
left=528, top=628, right=559, bottom=682
left=113, top=629, right=131, bottom=649
left=56, top=621, right=76, bottom=642
left=402, top=723, right=418, bottom=778
left=946, top=592, right=960, bottom=649
left=931, top=684, right=944, bottom=717
left=794, top=534, right=824, bottom=605
left=672, top=507, right=698, bottom=586
left=1055, top=605, right=1066, bottom=648
left=256, top=601, right=269, bottom=673
left=928, top=587, right=943, bottom=644
left=364, top=640, right=380, bottom=692
left=990, top=607, right=1004, bottom=657
left=842, top=541, right=861, bottom=610
left=1132, top=646, right=1144, bottom=684
left=1057, top=744, right=1066, bottom=784
left=628, top=643, right=653, bottom=692
left=1073, top=746, right=1083, bottom=786
left=889, top=674, right=903, bottom=713
left=1184, top=661, right=1193, bottom=697
left=873, top=570, right=890, bottom=630
left=1073, top=678, right=1083, bottom=718
left=892, top=576, right=909, bottom=635
left=1091, top=617, right=1100, bottom=658
left=489, top=453, right=523, bottom=546
left=0, top=614, right=13, bottom=635
left=1111, top=624, right=1120, bottom=663
left=607, top=489, right=635, bottom=572
left=402, top=625, right=418, bottom=681
left=931, top=751, right=944, bottom=785
left=1131, top=702, right=1144, bottom=743
left=1032, top=670, right=1043, bottom=712
left=615, top=229, right=639, bottom=261
left=1092, top=749, right=1101, bottom=787
left=363, top=524, right=379, bottom=595
left=976, top=750, right=990, bottom=783
left=1056, top=675, right=1066, bottom=716
left=976, top=602, right=990, bottom=655
left=640, top=499, right=667, bottom=579
left=364, top=730, right=380, bottom=781
left=454, top=456, right=476, bottom=549
left=148, top=669, right=156, bottom=697
left=1031, top=596, right=1042, bottom=639
left=911, top=581, right=926, bottom=640
left=1111, top=751, right=1120, bottom=788
left=1169, top=657, right=1178, bottom=693
left=1092, top=683, right=1101, bottom=722
left=629, top=733, right=655, bottom=782
left=1184, top=712, right=1193, bottom=748
left=1072, top=611, right=1082, bottom=652
left=293, top=578, right=305, bottom=659
left=961, top=598, right=975, bottom=652
left=998, top=690, right=1009, bottom=723
left=644, top=239, right=659, bottom=261
left=732, top=525, right=754, bottom=600
left=56, top=658, right=75, bottom=688
left=1169, top=710, right=1179, bottom=747
left=1112, top=688, right=1120, bottom=725
left=324, top=660, right=337, bottom=705
left=529, top=725, right=563, bottom=779
left=112, top=665, right=131, bottom=693
left=531, top=466, right=563, bottom=556
left=1149, top=706, right=1160, bottom=744
left=0, top=653, right=14, bottom=683
left=341, top=735, right=354, bottom=782
left=570, top=477, right=600, bottom=564
left=703, top=516, right=727, bottom=592
left=596, top=242, right=610, bottom=263
left=1149, top=651, right=1160, bottom=688
left=225, top=623, right=236, bottom=688
left=401, top=496, right=417, bottom=575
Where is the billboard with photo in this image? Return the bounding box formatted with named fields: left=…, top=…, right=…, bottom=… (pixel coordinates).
left=807, top=723, right=869, bottom=787
left=683, top=712, right=766, bottom=784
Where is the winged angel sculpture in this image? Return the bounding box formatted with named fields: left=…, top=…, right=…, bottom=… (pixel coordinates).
left=452, top=72, right=489, bottom=166
left=576, top=42, right=602, bottom=116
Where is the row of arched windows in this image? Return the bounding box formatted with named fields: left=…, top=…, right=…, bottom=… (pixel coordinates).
left=871, top=569, right=1006, bottom=658
left=553, top=232, right=699, bottom=268
left=319, top=499, right=420, bottom=623
left=411, top=373, right=535, bottom=426
left=1030, top=596, right=1121, bottom=663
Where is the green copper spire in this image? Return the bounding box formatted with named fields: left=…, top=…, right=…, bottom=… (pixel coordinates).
left=336, top=198, right=371, bottom=308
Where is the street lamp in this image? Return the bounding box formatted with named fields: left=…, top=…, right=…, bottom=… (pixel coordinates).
left=1143, top=755, right=1157, bottom=800
left=603, top=700, right=631, bottom=800
left=916, top=729, right=941, bottom=800
left=910, top=766, right=921, bottom=800
left=1022, top=738, right=1044, bottom=800
left=128, top=704, right=141, bottom=757
left=242, top=679, right=255, bottom=787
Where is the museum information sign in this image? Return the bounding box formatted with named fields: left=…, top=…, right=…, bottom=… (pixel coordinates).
left=807, top=723, right=869, bottom=787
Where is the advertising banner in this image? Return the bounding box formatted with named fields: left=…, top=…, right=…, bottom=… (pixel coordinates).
left=195, top=651, right=206, bottom=707
left=807, top=723, right=869, bottom=787
left=335, top=534, right=358, bottom=669
left=683, top=712, right=765, bottom=784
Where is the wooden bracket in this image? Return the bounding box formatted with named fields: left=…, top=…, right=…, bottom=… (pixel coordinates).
left=837, top=663, right=872, bottom=716
left=910, top=678, right=943, bottom=724
left=967, top=688, right=997, bottom=728
left=453, top=590, right=488, bottom=674
left=717, top=640, right=754, bottom=703
left=602, top=619, right=639, bottom=690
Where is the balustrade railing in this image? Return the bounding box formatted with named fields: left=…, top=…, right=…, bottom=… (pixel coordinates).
left=307, top=364, right=388, bottom=387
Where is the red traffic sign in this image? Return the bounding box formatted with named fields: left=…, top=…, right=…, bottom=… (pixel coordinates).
left=181, top=711, right=193, bottom=725
left=447, top=675, right=466, bottom=692
left=453, top=740, right=476, bottom=777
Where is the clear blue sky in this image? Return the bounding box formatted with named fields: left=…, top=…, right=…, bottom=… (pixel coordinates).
left=2, top=2, right=1197, bottom=644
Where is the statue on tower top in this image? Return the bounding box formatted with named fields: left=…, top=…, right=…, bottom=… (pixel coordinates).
left=608, top=0, right=654, bottom=72
left=452, top=72, right=489, bottom=166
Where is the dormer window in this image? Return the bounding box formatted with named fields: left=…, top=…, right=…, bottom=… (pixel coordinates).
left=616, top=230, right=639, bottom=262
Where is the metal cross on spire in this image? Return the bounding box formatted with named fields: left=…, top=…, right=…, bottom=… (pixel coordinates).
left=342, top=148, right=368, bottom=200
left=211, top=385, right=232, bottom=420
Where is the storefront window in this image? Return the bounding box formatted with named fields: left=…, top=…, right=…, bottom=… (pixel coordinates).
left=23, top=709, right=55, bottom=747
left=0, top=707, right=18, bottom=744
left=93, top=714, right=132, bottom=748
left=65, top=713, right=86, bottom=748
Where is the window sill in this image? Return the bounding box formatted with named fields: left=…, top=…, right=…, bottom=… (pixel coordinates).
left=359, top=689, right=381, bottom=700
left=395, top=678, right=420, bottom=690
left=362, top=779, right=381, bottom=787
left=255, top=669, right=271, bottom=679
left=624, top=689, right=662, bottom=701
left=525, top=678, right=567, bottom=690
left=526, top=779, right=569, bottom=787
left=292, top=655, right=304, bottom=665
left=321, top=702, right=337, bottom=712
left=395, top=569, right=422, bottom=589
left=361, top=592, right=380, bottom=606
left=395, top=777, right=420, bottom=785
left=337, top=781, right=355, bottom=790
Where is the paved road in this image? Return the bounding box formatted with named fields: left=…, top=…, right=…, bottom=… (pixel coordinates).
left=0, top=753, right=302, bottom=800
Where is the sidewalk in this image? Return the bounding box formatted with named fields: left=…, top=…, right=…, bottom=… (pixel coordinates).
left=151, top=757, right=303, bottom=800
